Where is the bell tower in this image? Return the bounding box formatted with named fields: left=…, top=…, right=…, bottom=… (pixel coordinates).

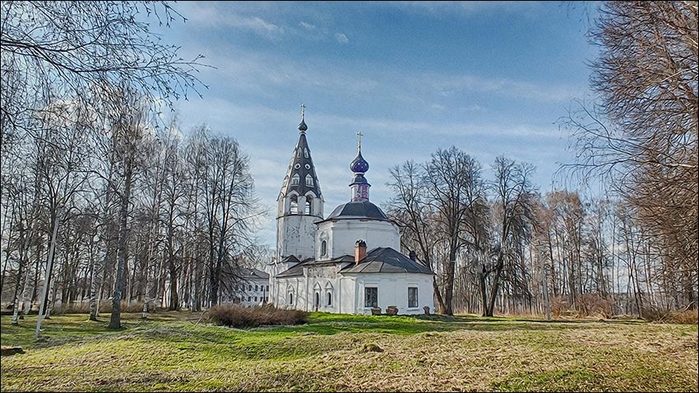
left=276, top=105, right=324, bottom=265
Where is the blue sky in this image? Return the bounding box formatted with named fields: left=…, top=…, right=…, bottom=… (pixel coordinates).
left=155, top=1, right=600, bottom=247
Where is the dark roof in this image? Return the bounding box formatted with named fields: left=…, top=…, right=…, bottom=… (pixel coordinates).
left=281, top=255, right=300, bottom=264
left=341, top=247, right=433, bottom=274
left=276, top=263, right=305, bottom=278
left=276, top=255, right=353, bottom=278
left=278, top=130, right=322, bottom=200
left=275, top=256, right=313, bottom=278
left=324, top=201, right=389, bottom=221
left=240, top=268, right=269, bottom=280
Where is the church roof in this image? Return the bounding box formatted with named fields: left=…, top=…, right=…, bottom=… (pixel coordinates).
left=275, top=256, right=312, bottom=278
left=275, top=262, right=305, bottom=278
left=275, top=255, right=353, bottom=278
left=323, top=200, right=389, bottom=221
left=341, top=247, right=433, bottom=274
left=240, top=267, right=269, bottom=280
left=275, top=248, right=433, bottom=277
left=278, top=119, right=322, bottom=200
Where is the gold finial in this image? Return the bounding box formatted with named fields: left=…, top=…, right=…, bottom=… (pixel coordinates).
left=356, top=131, right=364, bottom=152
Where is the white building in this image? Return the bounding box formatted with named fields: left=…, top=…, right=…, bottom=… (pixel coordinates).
left=267, top=111, right=434, bottom=315
left=229, top=268, right=270, bottom=307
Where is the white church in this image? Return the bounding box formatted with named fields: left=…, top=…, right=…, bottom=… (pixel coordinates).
left=266, top=110, right=435, bottom=315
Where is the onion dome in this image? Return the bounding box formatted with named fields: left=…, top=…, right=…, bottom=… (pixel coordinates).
left=350, top=151, right=369, bottom=173
left=298, top=118, right=308, bottom=133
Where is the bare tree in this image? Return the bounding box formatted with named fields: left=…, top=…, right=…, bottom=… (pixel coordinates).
left=160, top=128, right=187, bottom=310
left=199, top=132, right=258, bottom=307
left=386, top=160, right=447, bottom=313
left=479, top=157, right=536, bottom=317
left=1, top=1, right=206, bottom=139
left=107, top=88, right=149, bottom=330
left=563, top=1, right=698, bottom=309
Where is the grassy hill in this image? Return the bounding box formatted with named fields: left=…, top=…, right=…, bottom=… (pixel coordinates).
left=1, top=312, right=697, bottom=392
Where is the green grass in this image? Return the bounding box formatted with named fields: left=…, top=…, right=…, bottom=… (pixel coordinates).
left=1, top=311, right=697, bottom=392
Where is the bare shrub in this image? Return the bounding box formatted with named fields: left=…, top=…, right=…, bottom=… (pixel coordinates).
left=577, top=294, right=615, bottom=318
left=643, top=305, right=699, bottom=324
left=550, top=296, right=569, bottom=318
left=206, top=304, right=308, bottom=328
left=668, top=310, right=699, bottom=324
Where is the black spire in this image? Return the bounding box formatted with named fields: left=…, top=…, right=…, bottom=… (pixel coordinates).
left=279, top=106, right=322, bottom=199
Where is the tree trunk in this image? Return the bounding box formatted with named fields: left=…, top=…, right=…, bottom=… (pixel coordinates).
left=443, top=259, right=456, bottom=315
left=168, top=257, right=179, bottom=311
left=478, top=265, right=489, bottom=317
left=432, top=277, right=447, bottom=314
left=109, top=148, right=133, bottom=330
left=485, top=255, right=505, bottom=317
left=34, top=209, right=61, bottom=338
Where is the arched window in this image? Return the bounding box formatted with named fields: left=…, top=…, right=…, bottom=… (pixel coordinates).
left=304, top=198, right=312, bottom=215
left=289, top=292, right=294, bottom=305
left=314, top=292, right=320, bottom=311
left=325, top=283, right=334, bottom=307
left=304, top=148, right=309, bottom=158
left=305, top=175, right=314, bottom=187
left=289, top=195, right=298, bottom=214
left=321, top=240, right=327, bottom=257
left=291, top=173, right=300, bottom=185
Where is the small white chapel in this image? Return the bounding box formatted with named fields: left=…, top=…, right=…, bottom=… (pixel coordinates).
left=266, top=108, right=435, bottom=315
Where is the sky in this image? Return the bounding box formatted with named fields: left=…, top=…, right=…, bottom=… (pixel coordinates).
left=154, top=1, right=601, bottom=248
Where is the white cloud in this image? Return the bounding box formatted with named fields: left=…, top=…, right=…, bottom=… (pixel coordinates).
left=428, top=74, right=576, bottom=103
left=182, top=3, right=285, bottom=39
left=299, top=21, right=316, bottom=30
left=464, top=104, right=484, bottom=112
left=202, top=45, right=576, bottom=108
left=335, top=33, right=349, bottom=44
left=393, top=1, right=548, bottom=18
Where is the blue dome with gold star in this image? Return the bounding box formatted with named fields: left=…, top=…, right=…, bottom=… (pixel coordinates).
left=350, top=151, right=369, bottom=173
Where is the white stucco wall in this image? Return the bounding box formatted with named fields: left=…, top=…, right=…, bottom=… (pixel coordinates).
left=276, top=214, right=318, bottom=261
left=275, top=269, right=433, bottom=315
left=316, top=219, right=400, bottom=260
left=346, top=273, right=434, bottom=315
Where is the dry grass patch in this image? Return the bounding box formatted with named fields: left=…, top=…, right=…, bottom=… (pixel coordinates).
left=1, top=313, right=696, bottom=392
